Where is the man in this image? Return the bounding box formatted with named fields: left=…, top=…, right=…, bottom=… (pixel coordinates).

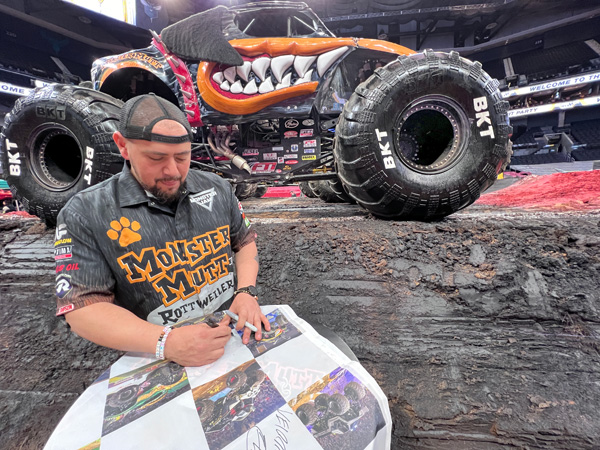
left=54, top=94, right=269, bottom=367
left=1, top=199, right=16, bottom=214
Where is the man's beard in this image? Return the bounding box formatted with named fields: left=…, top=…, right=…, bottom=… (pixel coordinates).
left=142, top=176, right=182, bottom=205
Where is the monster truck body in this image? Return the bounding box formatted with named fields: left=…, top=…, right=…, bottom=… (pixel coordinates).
left=0, top=1, right=512, bottom=226
left=196, top=369, right=266, bottom=433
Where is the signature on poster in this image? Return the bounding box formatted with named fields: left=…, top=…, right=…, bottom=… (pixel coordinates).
left=246, top=408, right=292, bottom=450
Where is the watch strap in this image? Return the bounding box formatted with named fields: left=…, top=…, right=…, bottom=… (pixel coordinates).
left=233, top=286, right=258, bottom=298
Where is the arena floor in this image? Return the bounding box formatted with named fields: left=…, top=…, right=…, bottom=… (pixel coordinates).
left=1, top=171, right=599, bottom=449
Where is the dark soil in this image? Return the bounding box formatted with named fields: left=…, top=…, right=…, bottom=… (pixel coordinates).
left=1, top=193, right=599, bottom=449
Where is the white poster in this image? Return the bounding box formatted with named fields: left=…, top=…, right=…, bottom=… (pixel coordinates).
left=45, top=305, right=392, bottom=450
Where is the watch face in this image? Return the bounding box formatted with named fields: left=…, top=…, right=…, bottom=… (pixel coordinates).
left=246, top=285, right=258, bottom=297
left=235, top=286, right=258, bottom=297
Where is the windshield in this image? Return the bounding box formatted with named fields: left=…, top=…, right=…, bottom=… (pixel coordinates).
left=234, top=9, right=329, bottom=37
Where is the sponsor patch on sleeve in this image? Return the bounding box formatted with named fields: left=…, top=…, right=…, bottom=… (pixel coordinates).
left=56, top=304, right=74, bottom=316
left=55, top=274, right=73, bottom=299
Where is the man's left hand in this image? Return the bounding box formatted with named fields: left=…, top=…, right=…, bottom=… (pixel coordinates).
left=227, top=294, right=271, bottom=344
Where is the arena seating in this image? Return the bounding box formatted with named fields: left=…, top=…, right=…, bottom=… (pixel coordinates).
left=512, top=127, right=542, bottom=149
left=0, top=44, right=88, bottom=82
left=510, top=152, right=572, bottom=165
left=570, top=119, right=600, bottom=147
left=572, top=149, right=600, bottom=161
left=512, top=42, right=598, bottom=82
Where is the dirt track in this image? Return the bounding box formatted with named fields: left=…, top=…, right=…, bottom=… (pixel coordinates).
left=1, top=192, right=599, bottom=449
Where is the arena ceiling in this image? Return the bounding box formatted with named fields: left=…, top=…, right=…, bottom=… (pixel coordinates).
left=0, top=0, right=596, bottom=53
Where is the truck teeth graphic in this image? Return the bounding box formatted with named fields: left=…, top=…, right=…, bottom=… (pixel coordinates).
left=210, top=47, right=348, bottom=96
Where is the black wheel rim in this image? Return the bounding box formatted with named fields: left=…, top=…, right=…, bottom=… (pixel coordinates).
left=27, top=124, right=84, bottom=191
left=394, top=94, right=469, bottom=174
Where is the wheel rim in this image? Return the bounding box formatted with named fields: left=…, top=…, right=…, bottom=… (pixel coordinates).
left=394, top=95, right=469, bottom=174
left=28, top=124, right=84, bottom=192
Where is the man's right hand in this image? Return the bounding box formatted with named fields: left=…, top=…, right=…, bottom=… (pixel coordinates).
left=164, top=322, right=231, bottom=367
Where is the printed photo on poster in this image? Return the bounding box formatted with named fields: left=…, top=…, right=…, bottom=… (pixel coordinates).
left=288, top=367, right=385, bottom=449
left=239, top=308, right=301, bottom=357
left=193, top=360, right=286, bottom=449
left=102, top=361, right=189, bottom=436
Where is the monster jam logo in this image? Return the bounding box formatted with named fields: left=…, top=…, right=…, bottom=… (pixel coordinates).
left=106, top=52, right=163, bottom=70
left=117, top=226, right=232, bottom=306
left=190, top=188, right=217, bottom=211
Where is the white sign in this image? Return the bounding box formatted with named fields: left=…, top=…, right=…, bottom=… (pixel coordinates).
left=508, top=95, right=600, bottom=118
left=502, top=71, right=600, bottom=98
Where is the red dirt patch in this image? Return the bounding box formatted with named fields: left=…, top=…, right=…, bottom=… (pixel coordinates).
left=476, top=171, right=600, bottom=211
left=4, top=211, right=39, bottom=219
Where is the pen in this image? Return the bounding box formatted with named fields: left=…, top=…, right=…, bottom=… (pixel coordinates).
left=224, top=310, right=258, bottom=332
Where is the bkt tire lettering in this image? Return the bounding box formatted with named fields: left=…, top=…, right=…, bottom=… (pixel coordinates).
left=375, top=128, right=396, bottom=169
left=83, top=146, right=94, bottom=185
left=35, top=105, right=66, bottom=120
left=473, top=97, right=495, bottom=139
left=5, top=139, right=20, bottom=176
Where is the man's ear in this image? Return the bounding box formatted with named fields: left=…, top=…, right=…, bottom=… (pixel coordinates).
left=113, top=131, right=130, bottom=159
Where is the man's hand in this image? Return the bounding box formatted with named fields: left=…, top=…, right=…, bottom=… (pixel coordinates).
left=164, top=322, right=231, bottom=367
left=227, top=294, right=271, bottom=344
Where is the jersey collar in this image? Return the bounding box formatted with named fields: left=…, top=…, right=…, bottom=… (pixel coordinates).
left=117, top=163, right=204, bottom=207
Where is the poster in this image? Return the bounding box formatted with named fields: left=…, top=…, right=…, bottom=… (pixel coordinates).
left=44, top=305, right=392, bottom=450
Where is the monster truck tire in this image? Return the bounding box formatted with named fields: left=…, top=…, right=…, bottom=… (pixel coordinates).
left=197, top=399, right=215, bottom=422
left=308, top=180, right=344, bottom=203
left=234, top=182, right=258, bottom=199
left=307, top=181, right=322, bottom=198
left=248, top=369, right=266, bottom=384
left=298, top=181, right=317, bottom=198
left=335, top=50, right=512, bottom=220
left=328, top=393, right=351, bottom=415
left=314, top=393, right=330, bottom=410
left=344, top=381, right=366, bottom=401
left=148, top=364, right=184, bottom=385
left=226, top=371, right=247, bottom=390
left=0, top=84, right=123, bottom=226
left=254, top=185, right=268, bottom=197
left=106, top=385, right=139, bottom=411
left=296, top=402, right=317, bottom=426
left=327, top=177, right=355, bottom=204
left=275, top=315, right=288, bottom=327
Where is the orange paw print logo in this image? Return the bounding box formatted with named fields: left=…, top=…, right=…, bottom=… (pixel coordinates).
left=106, top=217, right=142, bottom=247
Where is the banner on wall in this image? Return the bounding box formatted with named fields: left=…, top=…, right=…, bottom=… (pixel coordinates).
left=0, top=81, right=33, bottom=97
left=502, top=71, right=600, bottom=99
left=508, top=95, right=600, bottom=118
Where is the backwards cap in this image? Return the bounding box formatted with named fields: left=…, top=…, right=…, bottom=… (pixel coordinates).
left=119, top=93, right=193, bottom=143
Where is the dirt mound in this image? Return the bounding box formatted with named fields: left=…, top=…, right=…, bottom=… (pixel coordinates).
left=2, top=191, right=600, bottom=449
left=476, top=171, right=600, bottom=210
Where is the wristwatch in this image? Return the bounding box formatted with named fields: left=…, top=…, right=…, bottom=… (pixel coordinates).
left=233, top=285, right=258, bottom=299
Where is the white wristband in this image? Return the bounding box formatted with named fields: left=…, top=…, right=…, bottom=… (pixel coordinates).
left=155, top=326, right=172, bottom=360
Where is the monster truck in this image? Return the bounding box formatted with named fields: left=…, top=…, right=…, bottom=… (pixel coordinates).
left=105, top=363, right=186, bottom=416
left=0, top=1, right=511, bottom=226
left=196, top=368, right=266, bottom=433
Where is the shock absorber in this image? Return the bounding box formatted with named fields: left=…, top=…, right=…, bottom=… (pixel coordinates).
left=207, top=131, right=251, bottom=173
